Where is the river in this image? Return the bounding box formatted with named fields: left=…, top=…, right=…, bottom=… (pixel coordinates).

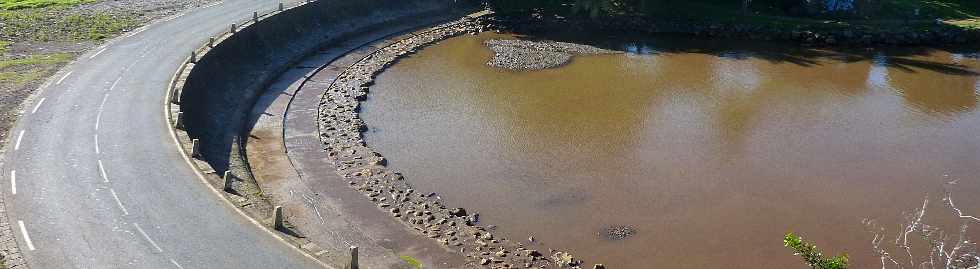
left=362, top=32, right=980, bottom=268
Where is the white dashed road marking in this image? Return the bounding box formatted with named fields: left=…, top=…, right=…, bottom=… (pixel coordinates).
left=134, top=223, right=163, bottom=253
left=31, top=98, right=45, bottom=114
left=14, top=130, right=25, bottom=151
left=10, top=170, right=15, bottom=195
left=17, top=221, right=35, bottom=251
left=109, top=188, right=129, bottom=216
left=170, top=259, right=185, bottom=269
left=94, top=134, right=100, bottom=154
left=98, top=160, right=109, bottom=183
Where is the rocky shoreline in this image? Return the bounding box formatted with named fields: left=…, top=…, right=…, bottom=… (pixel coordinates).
left=485, top=39, right=616, bottom=70
left=491, top=15, right=980, bottom=47
left=316, top=15, right=599, bottom=269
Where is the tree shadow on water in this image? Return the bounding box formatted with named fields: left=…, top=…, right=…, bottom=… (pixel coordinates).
left=510, top=29, right=980, bottom=76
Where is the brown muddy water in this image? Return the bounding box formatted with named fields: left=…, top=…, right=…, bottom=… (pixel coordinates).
left=361, top=32, right=980, bottom=268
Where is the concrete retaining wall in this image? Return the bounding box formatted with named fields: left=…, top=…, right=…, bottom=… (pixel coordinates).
left=178, top=0, right=457, bottom=171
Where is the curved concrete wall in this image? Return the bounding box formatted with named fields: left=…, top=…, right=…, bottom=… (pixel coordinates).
left=179, top=0, right=456, bottom=171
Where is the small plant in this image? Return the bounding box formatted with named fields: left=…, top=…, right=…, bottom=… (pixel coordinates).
left=785, top=232, right=849, bottom=269
left=399, top=255, right=423, bottom=269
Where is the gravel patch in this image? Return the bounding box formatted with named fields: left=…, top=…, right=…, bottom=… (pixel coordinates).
left=485, top=39, right=616, bottom=71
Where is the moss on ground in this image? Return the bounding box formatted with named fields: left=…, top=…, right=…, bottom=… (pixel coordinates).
left=399, top=255, right=423, bottom=269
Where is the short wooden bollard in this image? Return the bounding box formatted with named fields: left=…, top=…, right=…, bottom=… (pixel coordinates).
left=189, top=51, right=197, bottom=63
left=191, top=139, right=201, bottom=158
left=174, top=112, right=185, bottom=129
left=348, top=246, right=358, bottom=269
left=208, top=37, right=215, bottom=48
left=222, top=171, right=234, bottom=193
left=230, top=23, right=237, bottom=33
left=278, top=2, right=284, bottom=11
left=253, top=12, right=259, bottom=22
left=274, top=206, right=285, bottom=232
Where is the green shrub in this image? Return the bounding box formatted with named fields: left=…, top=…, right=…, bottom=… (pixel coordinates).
left=784, top=232, right=848, bottom=269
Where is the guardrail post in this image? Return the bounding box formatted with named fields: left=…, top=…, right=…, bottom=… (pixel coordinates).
left=278, top=2, right=284, bottom=11
left=274, top=206, right=285, bottom=231
left=348, top=246, right=359, bottom=269
left=223, top=171, right=234, bottom=193
left=174, top=112, right=185, bottom=129
left=230, top=23, right=237, bottom=33
left=170, top=87, right=180, bottom=104
left=191, top=139, right=201, bottom=158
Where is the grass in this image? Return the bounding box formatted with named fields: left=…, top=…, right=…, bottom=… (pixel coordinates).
left=0, top=53, right=72, bottom=88
left=0, top=0, right=93, bottom=10
left=399, top=255, right=423, bottom=269
left=0, top=7, right=138, bottom=41
left=0, top=40, right=9, bottom=54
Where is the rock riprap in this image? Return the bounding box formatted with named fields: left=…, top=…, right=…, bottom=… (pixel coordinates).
left=485, top=39, right=616, bottom=71
left=317, top=15, right=592, bottom=269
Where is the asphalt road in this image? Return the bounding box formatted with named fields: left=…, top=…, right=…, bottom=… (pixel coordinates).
left=1, top=1, right=323, bottom=268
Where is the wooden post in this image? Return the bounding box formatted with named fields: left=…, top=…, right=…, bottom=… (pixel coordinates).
left=223, top=171, right=234, bottom=193
left=174, top=112, right=184, bottom=129
left=348, top=246, right=358, bottom=269
left=274, top=206, right=285, bottom=231
left=191, top=139, right=201, bottom=158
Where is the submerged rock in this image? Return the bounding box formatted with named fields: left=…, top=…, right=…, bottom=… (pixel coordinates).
left=600, top=225, right=636, bottom=241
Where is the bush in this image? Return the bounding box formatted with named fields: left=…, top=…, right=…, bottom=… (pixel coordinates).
left=784, top=232, right=849, bottom=269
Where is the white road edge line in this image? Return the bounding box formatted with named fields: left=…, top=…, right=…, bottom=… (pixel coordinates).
left=56, top=71, right=72, bottom=85
left=14, top=130, right=25, bottom=151
left=10, top=170, right=15, bottom=195
left=94, top=134, right=100, bottom=154
left=109, top=188, right=129, bottom=215
left=109, top=77, right=122, bottom=91
left=133, top=223, right=163, bottom=253
left=17, top=220, right=35, bottom=251
left=170, top=259, right=185, bottom=269
left=89, top=47, right=108, bottom=59
left=31, top=98, right=46, bottom=114
left=99, top=93, right=109, bottom=111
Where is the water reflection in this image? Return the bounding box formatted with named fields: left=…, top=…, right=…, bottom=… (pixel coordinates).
left=362, top=32, right=980, bottom=269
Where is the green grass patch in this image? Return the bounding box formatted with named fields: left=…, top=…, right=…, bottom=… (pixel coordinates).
left=0, top=7, right=138, bottom=41
left=0, top=40, right=9, bottom=54
left=399, top=255, right=423, bottom=269
left=0, top=52, right=71, bottom=88
left=0, top=52, right=71, bottom=69
left=0, top=0, right=94, bottom=10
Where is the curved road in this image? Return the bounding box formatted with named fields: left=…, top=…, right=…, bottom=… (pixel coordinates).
left=1, top=0, right=323, bottom=268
